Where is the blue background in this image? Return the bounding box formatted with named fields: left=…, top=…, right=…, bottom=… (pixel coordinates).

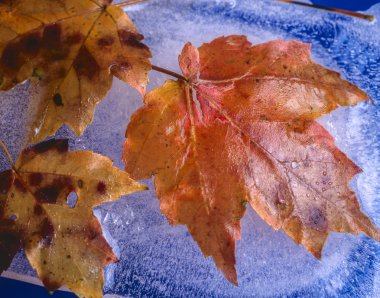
left=1, top=0, right=380, bottom=297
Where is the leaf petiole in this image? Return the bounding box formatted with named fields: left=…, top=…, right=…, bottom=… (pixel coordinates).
left=152, top=65, right=188, bottom=82
left=0, top=139, right=16, bottom=170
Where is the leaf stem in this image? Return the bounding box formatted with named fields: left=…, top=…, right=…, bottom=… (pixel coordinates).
left=0, top=139, right=16, bottom=170
left=116, top=0, right=148, bottom=8
left=274, top=0, right=375, bottom=21
left=152, top=65, right=188, bottom=82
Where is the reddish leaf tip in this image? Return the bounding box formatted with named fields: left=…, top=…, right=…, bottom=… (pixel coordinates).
left=222, top=266, right=238, bottom=286
left=179, top=42, right=199, bottom=80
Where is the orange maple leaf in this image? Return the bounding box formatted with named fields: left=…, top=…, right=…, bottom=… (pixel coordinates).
left=123, top=36, right=380, bottom=285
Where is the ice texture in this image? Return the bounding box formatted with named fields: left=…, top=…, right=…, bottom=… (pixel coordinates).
left=1, top=0, right=380, bottom=297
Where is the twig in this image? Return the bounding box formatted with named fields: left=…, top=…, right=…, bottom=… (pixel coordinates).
left=116, top=0, right=148, bottom=8
left=152, top=65, right=188, bottom=81
left=0, top=139, right=15, bottom=170
left=274, top=0, right=375, bottom=22
left=368, top=95, right=375, bottom=105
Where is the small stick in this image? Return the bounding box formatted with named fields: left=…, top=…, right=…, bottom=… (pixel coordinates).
left=368, top=95, right=375, bottom=105
left=152, top=65, right=188, bottom=81
left=274, top=0, right=375, bottom=22
left=0, top=139, right=16, bottom=170
left=116, top=0, right=148, bottom=8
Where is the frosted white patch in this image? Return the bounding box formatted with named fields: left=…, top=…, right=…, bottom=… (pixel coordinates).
left=291, top=161, right=299, bottom=169
left=165, top=126, right=174, bottom=135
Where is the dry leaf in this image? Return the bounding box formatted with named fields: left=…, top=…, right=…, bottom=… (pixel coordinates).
left=123, top=36, right=380, bottom=285
left=0, top=0, right=151, bottom=143
left=0, top=139, right=145, bottom=297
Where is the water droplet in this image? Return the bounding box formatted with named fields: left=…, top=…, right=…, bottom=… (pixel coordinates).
left=322, top=187, right=326, bottom=191
left=337, top=192, right=341, bottom=196
left=323, top=171, right=327, bottom=176
left=165, top=126, right=174, bottom=135
left=328, top=182, right=332, bottom=185
left=291, top=161, right=299, bottom=169
left=306, top=193, right=310, bottom=198
left=316, top=182, right=320, bottom=185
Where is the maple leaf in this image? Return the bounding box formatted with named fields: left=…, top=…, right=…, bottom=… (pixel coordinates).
left=0, top=0, right=151, bottom=143
left=123, top=35, right=380, bottom=285
left=0, top=139, right=145, bottom=297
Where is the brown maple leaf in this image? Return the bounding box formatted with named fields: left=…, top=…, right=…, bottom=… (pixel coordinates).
left=123, top=35, right=380, bottom=285
left=0, top=139, right=145, bottom=297
left=0, top=0, right=151, bottom=143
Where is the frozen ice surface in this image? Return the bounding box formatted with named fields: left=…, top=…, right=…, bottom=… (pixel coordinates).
left=1, top=0, right=380, bottom=297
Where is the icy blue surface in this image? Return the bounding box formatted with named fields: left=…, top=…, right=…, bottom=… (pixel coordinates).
left=1, top=0, right=380, bottom=297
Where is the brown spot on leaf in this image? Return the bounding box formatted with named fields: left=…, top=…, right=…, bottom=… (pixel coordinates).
left=60, top=177, right=74, bottom=193
left=35, top=186, right=59, bottom=204
left=33, top=204, right=43, bottom=216
left=40, top=217, right=54, bottom=246
left=42, top=24, right=69, bottom=60
left=65, top=32, right=83, bottom=45
left=14, top=179, right=27, bottom=193
left=32, top=139, right=69, bottom=154
left=73, top=47, right=100, bottom=79
left=34, top=176, right=74, bottom=204
left=42, top=24, right=61, bottom=48
left=97, top=182, right=106, bottom=194
left=77, top=179, right=84, bottom=188
left=1, top=43, right=24, bottom=75
left=118, top=30, right=148, bottom=50
left=29, top=173, right=43, bottom=186
left=98, top=36, right=114, bottom=47
left=20, top=33, right=42, bottom=57
left=0, top=170, right=13, bottom=194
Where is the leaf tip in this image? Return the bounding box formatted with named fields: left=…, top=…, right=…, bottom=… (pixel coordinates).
left=132, top=181, right=148, bottom=192
left=308, top=246, right=323, bottom=260
left=107, top=253, right=119, bottom=265
left=222, top=266, right=238, bottom=286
